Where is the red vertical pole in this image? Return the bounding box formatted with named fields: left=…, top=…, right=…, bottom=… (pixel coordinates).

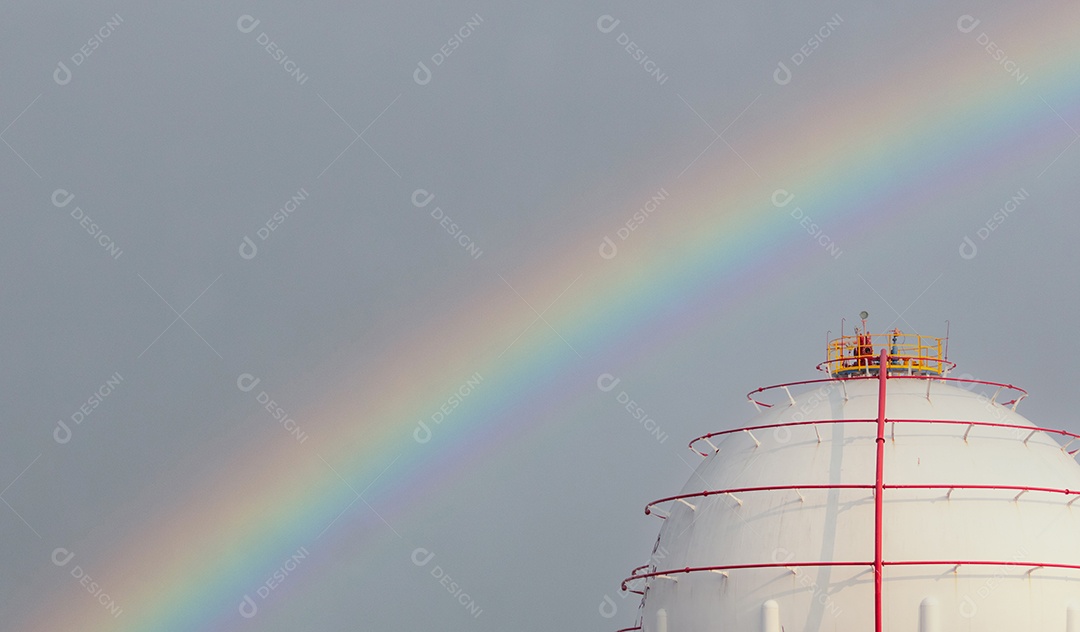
left=874, top=349, right=888, bottom=632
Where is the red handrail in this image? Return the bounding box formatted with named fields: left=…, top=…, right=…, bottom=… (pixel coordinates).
left=621, top=559, right=1080, bottom=591
left=644, top=484, right=872, bottom=516
left=622, top=561, right=870, bottom=591
left=644, top=483, right=1080, bottom=517
left=746, top=376, right=847, bottom=408
left=689, top=418, right=870, bottom=456
left=885, top=560, right=1080, bottom=571
left=744, top=374, right=1026, bottom=409
left=688, top=417, right=1079, bottom=457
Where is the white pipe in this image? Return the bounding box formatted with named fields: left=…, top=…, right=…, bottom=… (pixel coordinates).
left=919, top=597, right=940, bottom=632
left=655, top=608, right=667, bottom=632
left=762, top=600, right=780, bottom=632
left=1067, top=603, right=1080, bottom=632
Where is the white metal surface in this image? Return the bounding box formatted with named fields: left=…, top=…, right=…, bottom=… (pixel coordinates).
left=637, top=378, right=1080, bottom=631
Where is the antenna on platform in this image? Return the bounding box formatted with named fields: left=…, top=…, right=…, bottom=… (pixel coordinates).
left=944, top=320, right=951, bottom=359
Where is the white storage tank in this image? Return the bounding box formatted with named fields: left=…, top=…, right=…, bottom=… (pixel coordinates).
left=619, top=319, right=1080, bottom=631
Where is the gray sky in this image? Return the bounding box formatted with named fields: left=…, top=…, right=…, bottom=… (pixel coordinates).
left=3, top=1, right=1079, bottom=631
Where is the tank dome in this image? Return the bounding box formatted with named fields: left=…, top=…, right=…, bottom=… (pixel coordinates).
left=620, top=329, right=1080, bottom=632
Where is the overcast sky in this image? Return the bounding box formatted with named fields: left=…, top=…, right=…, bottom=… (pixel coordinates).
left=3, top=2, right=1079, bottom=631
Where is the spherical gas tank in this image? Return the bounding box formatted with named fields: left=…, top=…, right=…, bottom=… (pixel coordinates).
left=627, top=374, right=1080, bottom=632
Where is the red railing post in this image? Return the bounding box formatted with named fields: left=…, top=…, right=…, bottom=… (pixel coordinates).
left=875, top=349, right=888, bottom=632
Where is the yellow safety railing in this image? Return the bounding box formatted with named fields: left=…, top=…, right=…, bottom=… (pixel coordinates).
left=821, top=331, right=951, bottom=377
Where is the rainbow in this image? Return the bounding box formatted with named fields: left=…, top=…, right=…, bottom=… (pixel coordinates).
left=27, top=5, right=1080, bottom=630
